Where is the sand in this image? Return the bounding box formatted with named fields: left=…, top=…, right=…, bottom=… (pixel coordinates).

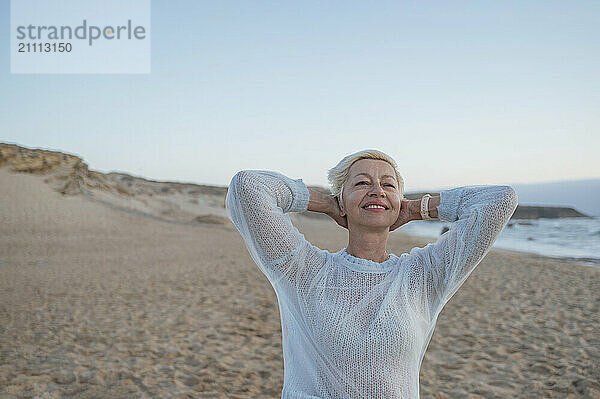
left=1, top=168, right=599, bottom=399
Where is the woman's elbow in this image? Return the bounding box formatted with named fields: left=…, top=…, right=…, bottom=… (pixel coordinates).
left=229, top=170, right=258, bottom=195
left=496, top=186, right=518, bottom=220
left=503, top=186, right=518, bottom=209
left=227, top=170, right=261, bottom=208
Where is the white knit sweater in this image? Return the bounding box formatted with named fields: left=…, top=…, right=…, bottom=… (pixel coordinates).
left=226, top=170, right=518, bottom=399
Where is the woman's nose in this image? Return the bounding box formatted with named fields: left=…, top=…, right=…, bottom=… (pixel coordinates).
left=368, top=184, right=385, bottom=196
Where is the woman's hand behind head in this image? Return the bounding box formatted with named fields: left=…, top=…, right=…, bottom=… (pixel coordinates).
left=328, top=195, right=348, bottom=229
left=307, top=187, right=348, bottom=229
left=389, top=199, right=415, bottom=232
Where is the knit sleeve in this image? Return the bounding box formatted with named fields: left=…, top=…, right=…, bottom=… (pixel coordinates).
left=225, top=170, right=326, bottom=288
left=405, top=185, right=518, bottom=324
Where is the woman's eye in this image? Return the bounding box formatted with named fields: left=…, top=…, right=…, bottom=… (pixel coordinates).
left=385, top=184, right=396, bottom=188
left=356, top=181, right=369, bottom=186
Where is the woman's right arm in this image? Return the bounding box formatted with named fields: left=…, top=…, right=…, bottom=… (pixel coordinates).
left=226, top=170, right=326, bottom=287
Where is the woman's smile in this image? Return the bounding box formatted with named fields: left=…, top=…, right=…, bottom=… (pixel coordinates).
left=362, top=202, right=389, bottom=212
left=363, top=207, right=387, bottom=212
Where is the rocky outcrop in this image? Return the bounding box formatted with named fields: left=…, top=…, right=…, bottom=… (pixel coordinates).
left=510, top=205, right=587, bottom=219
left=0, top=142, right=80, bottom=174
left=0, top=143, right=130, bottom=196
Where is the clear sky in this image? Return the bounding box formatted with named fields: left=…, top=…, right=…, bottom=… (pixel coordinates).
left=1, top=0, right=598, bottom=191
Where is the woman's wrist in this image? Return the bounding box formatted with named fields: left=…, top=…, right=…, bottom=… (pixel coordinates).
left=427, top=196, right=440, bottom=219
left=409, top=196, right=440, bottom=220
left=408, top=200, right=422, bottom=221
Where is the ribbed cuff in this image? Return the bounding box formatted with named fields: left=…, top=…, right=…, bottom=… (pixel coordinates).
left=436, top=187, right=464, bottom=222
left=287, top=178, right=310, bottom=213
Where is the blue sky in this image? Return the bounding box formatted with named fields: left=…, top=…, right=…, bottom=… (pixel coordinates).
left=1, top=0, right=598, bottom=191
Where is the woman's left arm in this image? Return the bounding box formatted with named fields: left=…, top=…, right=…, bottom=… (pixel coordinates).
left=405, top=185, right=518, bottom=324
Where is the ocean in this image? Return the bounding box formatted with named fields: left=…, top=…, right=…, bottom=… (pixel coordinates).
left=397, top=217, right=600, bottom=267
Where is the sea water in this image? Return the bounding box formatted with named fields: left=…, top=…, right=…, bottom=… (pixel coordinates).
left=397, top=217, right=600, bottom=267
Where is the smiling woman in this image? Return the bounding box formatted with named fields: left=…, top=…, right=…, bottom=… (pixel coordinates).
left=225, top=149, right=518, bottom=398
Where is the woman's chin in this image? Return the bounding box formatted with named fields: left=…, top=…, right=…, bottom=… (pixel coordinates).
left=349, top=220, right=395, bottom=232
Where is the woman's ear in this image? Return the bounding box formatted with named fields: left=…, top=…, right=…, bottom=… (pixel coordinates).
left=338, top=194, right=346, bottom=217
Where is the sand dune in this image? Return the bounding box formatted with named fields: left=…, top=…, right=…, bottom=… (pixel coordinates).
left=0, top=143, right=230, bottom=225
left=1, top=144, right=599, bottom=398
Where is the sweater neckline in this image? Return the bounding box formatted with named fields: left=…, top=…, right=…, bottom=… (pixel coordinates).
left=334, top=248, right=399, bottom=273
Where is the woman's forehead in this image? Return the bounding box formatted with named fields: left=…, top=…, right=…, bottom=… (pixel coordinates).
left=348, top=159, right=396, bottom=179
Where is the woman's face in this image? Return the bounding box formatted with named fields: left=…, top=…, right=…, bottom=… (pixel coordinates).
left=340, top=159, right=401, bottom=231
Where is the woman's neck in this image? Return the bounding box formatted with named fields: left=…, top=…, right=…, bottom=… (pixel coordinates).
left=346, top=228, right=390, bottom=263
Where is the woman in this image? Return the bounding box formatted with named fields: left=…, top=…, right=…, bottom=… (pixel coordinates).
left=226, top=149, right=518, bottom=399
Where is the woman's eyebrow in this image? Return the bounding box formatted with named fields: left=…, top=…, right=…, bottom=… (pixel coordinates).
left=351, top=173, right=372, bottom=181
left=352, top=173, right=396, bottom=180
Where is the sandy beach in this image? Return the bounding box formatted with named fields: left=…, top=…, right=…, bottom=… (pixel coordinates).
left=1, top=156, right=599, bottom=398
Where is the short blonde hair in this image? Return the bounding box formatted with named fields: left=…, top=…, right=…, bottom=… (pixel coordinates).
left=327, top=149, right=405, bottom=203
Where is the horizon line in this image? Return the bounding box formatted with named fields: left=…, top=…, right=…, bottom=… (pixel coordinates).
left=2, top=140, right=599, bottom=190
